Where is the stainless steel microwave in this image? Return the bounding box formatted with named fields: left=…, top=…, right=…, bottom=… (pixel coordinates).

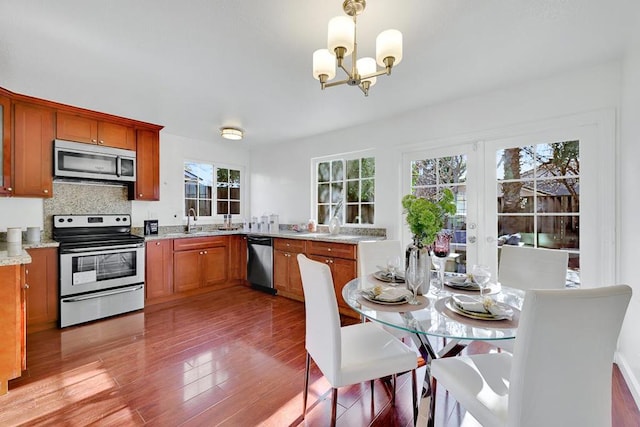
left=54, top=139, right=136, bottom=182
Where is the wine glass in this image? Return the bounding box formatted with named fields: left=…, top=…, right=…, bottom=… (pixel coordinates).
left=471, top=264, right=492, bottom=297
left=405, top=257, right=424, bottom=305
left=386, top=255, right=401, bottom=283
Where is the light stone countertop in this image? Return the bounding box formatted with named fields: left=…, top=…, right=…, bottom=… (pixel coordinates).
left=0, top=240, right=59, bottom=267
left=141, top=230, right=385, bottom=245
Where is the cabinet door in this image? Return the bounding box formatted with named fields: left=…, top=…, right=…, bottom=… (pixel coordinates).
left=25, top=248, right=58, bottom=330
left=332, top=257, right=357, bottom=311
left=173, top=250, right=201, bottom=293
left=201, top=246, right=228, bottom=288
left=228, top=235, right=247, bottom=282
left=98, top=121, right=135, bottom=150
left=287, top=252, right=304, bottom=298
left=56, top=112, right=98, bottom=144
left=134, top=129, right=160, bottom=201
left=273, top=249, right=290, bottom=293
left=0, top=95, right=12, bottom=195
left=13, top=103, right=54, bottom=197
left=0, top=264, right=24, bottom=395
left=146, top=240, right=173, bottom=300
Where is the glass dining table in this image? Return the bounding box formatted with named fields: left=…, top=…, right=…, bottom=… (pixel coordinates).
left=342, top=274, right=526, bottom=425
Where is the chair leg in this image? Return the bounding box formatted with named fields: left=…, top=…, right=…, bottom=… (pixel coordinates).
left=302, top=352, right=310, bottom=419
left=428, top=375, right=437, bottom=427
left=412, top=369, right=418, bottom=426
left=331, top=388, right=338, bottom=427
left=392, top=374, right=397, bottom=404
left=370, top=379, right=374, bottom=403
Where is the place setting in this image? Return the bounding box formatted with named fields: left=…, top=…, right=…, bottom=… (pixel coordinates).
left=372, top=256, right=406, bottom=284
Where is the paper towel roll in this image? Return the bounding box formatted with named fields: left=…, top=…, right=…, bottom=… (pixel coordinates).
left=27, top=227, right=41, bottom=243
left=7, top=228, right=22, bottom=243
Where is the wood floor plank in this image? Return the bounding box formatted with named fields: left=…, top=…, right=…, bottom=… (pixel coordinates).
left=1, top=286, right=637, bottom=427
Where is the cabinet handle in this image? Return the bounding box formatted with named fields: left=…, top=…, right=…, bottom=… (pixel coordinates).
left=99, top=140, right=104, bottom=145
left=43, top=189, right=49, bottom=193
left=204, top=251, right=208, bottom=254
left=327, top=248, right=332, bottom=252
left=155, top=242, right=160, bottom=246
left=23, top=284, right=29, bottom=289
left=199, top=251, right=203, bottom=255
left=6, top=187, right=12, bottom=191
left=139, top=193, right=143, bottom=197
left=92, top=139, right=97, bottom=143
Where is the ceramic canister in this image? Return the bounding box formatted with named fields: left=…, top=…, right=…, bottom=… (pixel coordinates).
left=6, top=227, right=22, bottom=243
left=27, top=227, right=41, bottom=243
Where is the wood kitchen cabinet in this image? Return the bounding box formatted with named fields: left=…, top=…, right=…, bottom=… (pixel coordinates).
left=307, top=241, right=358, bottom=318
left=228, top=235, right=247, bottom=284
left=0, top=264, right=26, bottom=395
left=25, top=248, right=58, bottom=332
left=56, top=112, right=136, bottom=150
left=145, top=239, right=174, bottom=302
left=0, top=94, right=12, bottom=196
left=13, top=102, right=54, bottom=198
left=173, top=237, right=228, bottom=293
left=274, top=238, right=306, bottom=301
left=134, top=129, right=160, bottom=201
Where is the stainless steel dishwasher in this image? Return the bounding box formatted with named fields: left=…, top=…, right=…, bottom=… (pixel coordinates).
left=247, top=235, right=276, bottom=294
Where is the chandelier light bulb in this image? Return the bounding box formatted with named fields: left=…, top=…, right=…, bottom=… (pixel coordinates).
left=328, top=16, right=355, bottom=57
left=313, top=49, right=336, bottom=81
left=376, top=29, right=403, bottom=68
left=356, top=57, right=377, bottom=87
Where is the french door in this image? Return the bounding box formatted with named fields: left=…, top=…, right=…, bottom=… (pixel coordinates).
left=402, top=114, right=614, bottom=288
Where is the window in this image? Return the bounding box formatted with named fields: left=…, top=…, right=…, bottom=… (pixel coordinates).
left=184, top=162, right=242, bottom=217
left=315, top=156, right=375, bottom=225
left=410, top=155, right=468, bottom=242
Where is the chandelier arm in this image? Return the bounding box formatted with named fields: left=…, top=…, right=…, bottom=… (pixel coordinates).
left=338, top=63, right=353, bottom=78
left=324, top=78, right=351, bottom=88
left=360, top=69, right=389, bottom=80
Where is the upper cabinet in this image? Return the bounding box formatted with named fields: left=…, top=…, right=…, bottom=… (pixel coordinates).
left=135, top=129, right=160, bottom=201
left=13, top=102, right=54, bottom=198
left=0, top=94, right=11, bottom=195
left=56, top=112, right=136, bottom=150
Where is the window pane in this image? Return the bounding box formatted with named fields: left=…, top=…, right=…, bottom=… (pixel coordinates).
left=360, top=204, right=374, bottom=224
left=346, top=204, right=359, bottom=224
left=331, top=183, right=343, bottom=203
left=347, top=181, right=359, bottom=203
left=216, top=201, right=227, bottom=214
left=361, top=178, right=374, bottom=202
left=318, top=162, right=330, bottom=182
left=536, top=178, right=579, bottom=213
left=199, top=183, right=212, bottom=198
left=331, top=160, right=344, bottom=181
left=229, top=169, right=240, bottom=183
left=498, top=215, right=534, bottom=244
left=439, top=156, right=466, bottom=184
left=230, top=187, right=240, bottom=200
left=217, top=185, right=229, bottom=200
left=498, top=182, right=533, bottom=214
left=361, top=157, right=375, bottom=178
left=185, top=182, right=197, bottom=198
left=217, top=168, right=229, bottom=183
left=346, top=159, right=360, bottom=180
left=412, top=160, right=436, bottom=186
left=230, top=201, right=240, bottom=214
left=414, top=187, right=437, bottom=199
left=318, top=205, right=329, bottom=224
left=185, top=199, right=197, bottom=213
left=185, top=162, right=214, bottom=216
left=497, top=147, right=531, bottom=181
left=318, top=183, right=330, bottom=203
left=537, top=215, right=579, bottom=249
left=199, top=200, right=212, bottom=216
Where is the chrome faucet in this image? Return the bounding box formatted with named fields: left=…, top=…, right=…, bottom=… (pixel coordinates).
left=187, top=208, right=197, bottom=233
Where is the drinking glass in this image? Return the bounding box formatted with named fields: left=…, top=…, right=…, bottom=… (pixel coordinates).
left=386, top=255, right=401, bottom=283
left=471, top=264, right=492, bottom=297
left=431, top=232, right=451, bottom=295
left=405, top=262, right=424, bottom=305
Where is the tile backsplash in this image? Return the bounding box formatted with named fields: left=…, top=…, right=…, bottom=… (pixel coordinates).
left=42, top=182, right=131, bottom=239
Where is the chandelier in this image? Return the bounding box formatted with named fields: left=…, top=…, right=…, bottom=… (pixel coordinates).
left=312, top=0, right=403, bottom=97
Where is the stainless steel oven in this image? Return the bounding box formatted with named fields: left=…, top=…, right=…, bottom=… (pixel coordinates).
left=54, top=214, right=145, bottom=328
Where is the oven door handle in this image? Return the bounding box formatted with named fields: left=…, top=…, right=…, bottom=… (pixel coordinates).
left=61, top=285, right=144, bottom=302
left=62, top=243, right=144, bottom=253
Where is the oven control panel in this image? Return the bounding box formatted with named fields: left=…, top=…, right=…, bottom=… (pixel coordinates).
left=53, top=214, right=131, bottom=228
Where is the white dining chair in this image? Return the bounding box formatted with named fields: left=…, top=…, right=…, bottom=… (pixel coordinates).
left=498, top=245, right=569, bottom=290
left=494, top=245, right=569, bottom=352
left=429, top=285, right=632, bottom=427
left=297, top=254, right=418, bottom=426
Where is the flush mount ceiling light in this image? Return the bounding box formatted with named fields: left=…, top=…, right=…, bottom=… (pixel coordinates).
left=312, top=0, right=403, bottom=97
left=220, top=127, right=243, bottom=140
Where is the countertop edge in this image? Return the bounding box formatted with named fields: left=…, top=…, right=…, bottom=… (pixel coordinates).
left=141, top=231, right=385, bottom=245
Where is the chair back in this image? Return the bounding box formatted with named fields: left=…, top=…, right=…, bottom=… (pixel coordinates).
left=297, top=254, right=342, bottom=385
left=498, top=245, right=568, bottom=290
left=358, top=240, right=403, bottom=279
left=508, top=285, right=632, bottom=427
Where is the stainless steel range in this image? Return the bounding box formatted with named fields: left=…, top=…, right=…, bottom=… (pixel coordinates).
left=53, top=214, right=145, bottom=328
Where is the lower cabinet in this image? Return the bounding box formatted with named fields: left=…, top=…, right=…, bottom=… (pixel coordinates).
left=228, top=235, right=248, bottom=284
left=173, top=237, right=228, bottom=293
left=0, top=264, right=26, bottom=395
left=25, top=247, right=58, bottom=332
left=145, top=239, right=174, bottom=302
left=273, top=238, right=306, bottom=301
left=306, top=241, right=358, bottom=318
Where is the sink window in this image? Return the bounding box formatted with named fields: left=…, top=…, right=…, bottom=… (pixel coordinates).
left=314, top=154, right=375, bottom=225
left=184, top=161, right=242, bottom=218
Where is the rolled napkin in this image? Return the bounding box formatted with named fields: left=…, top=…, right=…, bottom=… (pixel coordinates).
left=452, top=295, right=513, bottom=319
left=446, top=275, right=479, bottom=289
left=368, top=285, right=412, bottom=302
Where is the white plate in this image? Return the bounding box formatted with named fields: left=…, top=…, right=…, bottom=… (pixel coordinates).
left=373, top=270, right=405, bottom=283
left=444, top=277, right=480, bottom=291
left=361, top=291, right=409, bottom=305
left=444, top=297, right=512, bottom=321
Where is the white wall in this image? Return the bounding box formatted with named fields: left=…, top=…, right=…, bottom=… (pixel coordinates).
left=252, top=60, right=640, bottom=403
left=619, top=41, right=640, bottom=404
left=131, top=132, right=250, bottom=228
left=0, top=197, right=43, bottom=231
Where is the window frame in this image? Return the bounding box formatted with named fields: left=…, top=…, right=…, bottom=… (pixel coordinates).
left=183, top=160, right=244, bottom=220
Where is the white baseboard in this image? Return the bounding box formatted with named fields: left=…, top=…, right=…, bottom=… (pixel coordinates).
left=615, top=352, right=640, bottom=410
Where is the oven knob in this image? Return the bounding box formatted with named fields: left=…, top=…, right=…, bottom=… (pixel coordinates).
left=116, top=217, right=121, bottom=222
left=58, top=218, right=64, bottom=223
left=67, top=218, right=73, bottom=222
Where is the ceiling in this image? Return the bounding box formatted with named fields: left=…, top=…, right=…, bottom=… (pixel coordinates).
left=1, top=1, right=639, bottom=147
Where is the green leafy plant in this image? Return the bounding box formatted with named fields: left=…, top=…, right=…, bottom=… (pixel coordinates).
left=401, top=189, right=457, bottom=246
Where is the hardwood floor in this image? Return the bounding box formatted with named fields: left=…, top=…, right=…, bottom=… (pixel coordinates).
left=2, top=286, right=639, bottom=426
